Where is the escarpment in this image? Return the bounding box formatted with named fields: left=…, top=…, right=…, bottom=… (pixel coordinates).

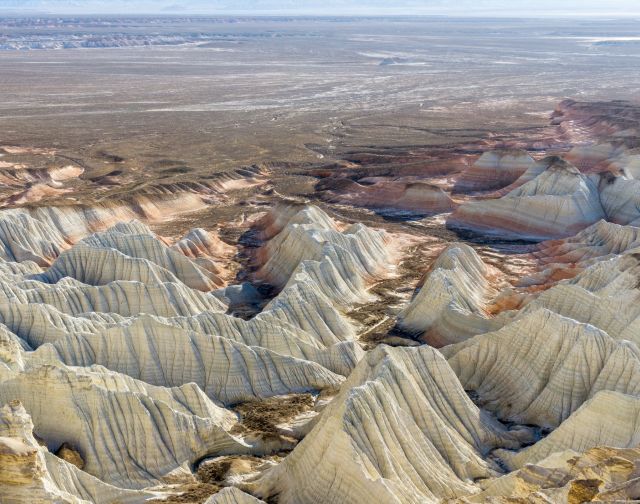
left=319, top=178, right=456, bottom=215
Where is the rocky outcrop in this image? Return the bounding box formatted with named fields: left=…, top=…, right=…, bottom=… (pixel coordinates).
left=0, top=203, right=403, bottom=500
left=513, top=283, right=640, bottom=345
left=255, top=204, right=394, bottom=300
left=0, top=166, right=261, bottom=266
left=443, top=310, right=640, bottom=428
left=251, top=204, right=401, bottom=342
left=0, top=401, right=152, bottom=503
left=172, top=227, right=234, bottom=277
left=0, top=361, right=253, bottom=489
left=515, top=251, right=640, bottom=344
left=3, top=100, right=640, bottom=504
left=565, top=142, right=626, bottom=171
left=258, top=282, right=359, bottom=348
left=489, top=155, right=564, bottom=196
left=396, top=243, right=499, bottom=346
left=0, top=277, right=227, bottom=317
left=206, top=487, right=266, bottom=504
left=614, top=151, right=640, bottom=179
left=0, top=164, right=83, bottom=189
left=598, top=173, right=640, bottom=226
left=36, top=316, right=343, bottom=405
left=535, top=219, right=640, bottom=266
left=496, top=391, right=640, bottom=470
left=0, top=299, right=361, bottom=377
left=0, top=205, right=148, bottom=266
left=453, top=149, right=536, bottom=193
left=36, top=222, right=226, bottom=290
left=552, top=99, right=640, bottom=141
left=466, top=445, right=640, bottom=503
left=250, top=345, right=532, bottom=504
left=0, top=207, right=374, bottom=409
left=448, top=157, right=605, bottom=240
left=524, top=219, right=640, bottom=287
left=320, top=178, right=456, bottom=214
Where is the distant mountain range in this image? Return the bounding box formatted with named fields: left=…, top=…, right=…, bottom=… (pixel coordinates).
left=0, top=0, right=638, bottom=15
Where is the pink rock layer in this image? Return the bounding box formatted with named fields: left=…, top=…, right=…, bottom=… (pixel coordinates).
left=320, top=178, right=456, bottom=214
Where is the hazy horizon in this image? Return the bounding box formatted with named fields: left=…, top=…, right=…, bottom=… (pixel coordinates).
left=1, top=0, right=639, bottom=17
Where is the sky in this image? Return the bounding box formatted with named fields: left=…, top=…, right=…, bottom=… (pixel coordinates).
left=0, top=0, right=639, bottom=16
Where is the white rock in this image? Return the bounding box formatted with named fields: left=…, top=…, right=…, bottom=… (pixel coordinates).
left=598, top=174, right=640, bottom=226
left=449, top=157, right=605, bottom=240
left=0, top=401, right=152, bottom=503
left=205, top=487, right=265, bottom=503
left=35, top=316, right=343, bottom=405
left=495, top=391, right=640, bottom=470
left=443, top=309, right=640, bottom=428
left=0, top=362, right=251, bottom=489
left=250, top=345, right=532, bottom=504
left=397, top=243, right=499, bottom=346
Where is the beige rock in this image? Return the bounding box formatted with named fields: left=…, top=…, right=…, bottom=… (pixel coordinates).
left=0, top=435, right=41, bottom=486
left=173, top=227, right=233, bottom=258
left=453, top=149, right=536, bottom=193
left=0, top=401, right=150, bottom=503
left=256, top=204, right=394, bottom=303
left=495, top=391, right=640, bottom=470
left=35, top=316, right=343, bottom=405
left=205, top=487, right=265, bottom=503
left=443, top=310, right=640, bottom=428
left=397, top=243, right=500, bottom=346
left=0, top=277, right=227, bottom=317
left=55, top=443, right=84, bottom=470
left=448, top=157, right=605, bottom=240
left=599, top=173, right=640, bottom=226
left=250, top=345, right=533, bottom=504
left=0, top=300, right=361, bottom=377
left=0, top=363, right=252, bottom=489
left=465, top=446, right=640, bottom=503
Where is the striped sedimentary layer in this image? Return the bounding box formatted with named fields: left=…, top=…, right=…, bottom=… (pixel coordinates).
left=319, top=177, right=456, bottom=215
left=448, top=157, right=606, bottom=240
left=250, top=345, right=533, bottom=504
left=396, top=243, right=501, bottom=346
left=0, top=203, right=405, bottom=502
left=453, top=149, right=535, bottom=193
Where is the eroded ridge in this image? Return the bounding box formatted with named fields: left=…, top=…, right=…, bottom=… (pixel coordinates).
left=3, top=98, right=640, bottom=503
left=0, top=201, right=409, bottom=502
